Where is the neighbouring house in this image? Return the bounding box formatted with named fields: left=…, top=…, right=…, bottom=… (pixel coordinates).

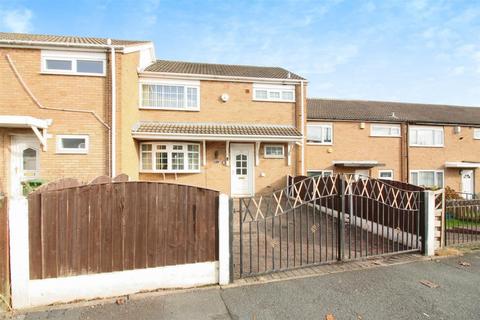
left=0, top=32, right=306, bottom=197
left=306, top=98, right=480, bottom=197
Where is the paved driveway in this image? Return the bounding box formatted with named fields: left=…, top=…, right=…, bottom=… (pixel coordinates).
left=3, top=251, right=479, bottom=320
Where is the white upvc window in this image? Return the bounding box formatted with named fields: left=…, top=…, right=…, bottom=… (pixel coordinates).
left=41, top=50, right=106, bottom=76
left=370, top=124, right=401, bottom=137
left=379, top=170, right=394, bottom=180
left=264, top=144, right=284, bottom=158
left=307, top=123, right=333, bottom=145
left=409, top=126, right=444, bottom=147
left=474, top=128, right=480, bottom=140
left=56, top=135, right=89, bottom=154
left=410, top=170, right=444, bottom=188
left=140, top=79, right=200, bottom=111
left=252, top=83, right=295, bottom=102
left=307, top=170, right=333, bottom=177
left=140, top=142, right=200, bottom=173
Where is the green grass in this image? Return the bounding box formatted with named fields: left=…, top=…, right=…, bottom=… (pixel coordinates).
left=446, top=218, right=480, bottom=229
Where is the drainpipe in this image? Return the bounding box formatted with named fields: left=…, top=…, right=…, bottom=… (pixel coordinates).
left=108, top=39, right=116, bottom=177
left=300, top=80, right=305, bottom=175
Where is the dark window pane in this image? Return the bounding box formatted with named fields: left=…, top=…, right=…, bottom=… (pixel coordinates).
left=62, top=138, right=86, bottom=149
left=77, top=60, right=104, bottom=74
left=46, top=59, right=72, bottom=70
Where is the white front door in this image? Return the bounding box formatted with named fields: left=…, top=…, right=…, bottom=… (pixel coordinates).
left=461, top=169, right=474, bottom=199
left=10, top=136, right=40, bottom=197
left=230, top=143, right=254, bottom=196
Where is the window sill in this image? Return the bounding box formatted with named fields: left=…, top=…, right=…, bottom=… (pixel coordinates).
left=139, top=106, right=200, bottom=112
left=252, top=99, right=295, bottom=103
left=264, top=156, right=285, bottom=159
left=370, top=135, right=401, bottom=138
left=139, top=170, right=201, bottom=174
left=306, top=142, right=333, bottom=146
left=409, top=145, right=444, bottom=148
left=40, top=71, right=105, bottom=77
left=56, top=151, right=88, bottom=155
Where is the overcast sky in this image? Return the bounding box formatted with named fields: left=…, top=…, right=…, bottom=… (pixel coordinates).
left=1, top=0, right=479, bottom=106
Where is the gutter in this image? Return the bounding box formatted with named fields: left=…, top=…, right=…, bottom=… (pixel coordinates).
left=0, top=39, right=125, bottom=50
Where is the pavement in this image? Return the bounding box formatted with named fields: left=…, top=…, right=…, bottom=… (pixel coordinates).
left=2, top=250, right=479, bottom=320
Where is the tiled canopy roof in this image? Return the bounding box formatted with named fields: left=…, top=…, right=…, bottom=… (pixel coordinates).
left=144, top=60, right=305, bottom=80
left=132, top=122, right=302, bottom=138
left=308, top=98, right=480, bottom=125
left=0, top=32, right=150, bottom=47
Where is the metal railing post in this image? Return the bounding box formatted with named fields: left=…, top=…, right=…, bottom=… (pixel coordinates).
left=338, top=175, right=345, bottom=261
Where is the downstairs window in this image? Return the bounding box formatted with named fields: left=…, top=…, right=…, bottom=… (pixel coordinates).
left=140, top=142, right=200, bottom=173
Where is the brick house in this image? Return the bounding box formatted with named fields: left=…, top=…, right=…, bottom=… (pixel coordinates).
left=0, top=32, right=306, bottom=197
left=306, top=99, right=480, bottom=197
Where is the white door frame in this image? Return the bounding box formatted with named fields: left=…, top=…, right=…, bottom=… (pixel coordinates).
left=230, top=143, right=254, bottom=197
left=460, top=169, right=474, bottom=199
left=10, top=135, right=40, bottom=198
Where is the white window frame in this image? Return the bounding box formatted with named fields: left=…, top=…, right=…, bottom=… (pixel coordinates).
left=252, top=83, right=295, bottom=103
left=139, top=78, right=201, bottom=111
left=307, top=170, right=333, bottom=177
left=56, top=135, right=89, bottom=154
left=264, top=144, right=285, bottom=159
left=378, top=169, right=394, bottom=180
left=409, top=126, right=444, bottom=147
left=41, top=50, right=106, bottom=76
left=474, top=128, right=480, bottom=140
left=370, top=124, right=401, bottom=137
left=139, top=142, right=201, bottom=173
left=410, top=170, right=444, bottom=188
left=307, top=123, right=333, bottom=145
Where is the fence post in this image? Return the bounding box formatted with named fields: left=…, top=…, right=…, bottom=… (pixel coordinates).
left=8, top=197, right=30, bottom=309
left=337, top=175, right=345, bottom=261
left=422, top=190, right=436, bottom=256
left=218, top=194, right=231, bottom=285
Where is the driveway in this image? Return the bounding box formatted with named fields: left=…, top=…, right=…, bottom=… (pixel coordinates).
left=3, top=251, right=479, bottom=320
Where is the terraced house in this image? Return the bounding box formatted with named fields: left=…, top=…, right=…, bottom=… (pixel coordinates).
left=306, top=99, right=480, bottom=197
left=0, top=32, right=306, bottom=197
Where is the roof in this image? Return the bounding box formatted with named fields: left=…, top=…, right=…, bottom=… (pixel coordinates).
left=144, top=60, right=305, bottom=80
left=307, top=98, right=480, bottom=126
left=0, top=32, right=150, bottom=47
left=132, top=122, right=302, bottom=141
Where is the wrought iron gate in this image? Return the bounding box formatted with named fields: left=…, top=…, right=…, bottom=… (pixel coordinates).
left=234, top=174, right=424, bottom=279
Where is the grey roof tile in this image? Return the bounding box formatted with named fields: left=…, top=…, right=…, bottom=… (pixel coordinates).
left=307, top=98, right=480, bottom=125
left=144, top=60, right=305, bottom=80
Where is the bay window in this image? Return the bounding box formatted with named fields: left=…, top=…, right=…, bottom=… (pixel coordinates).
left=410, top=170, right=444, bottom=188
left=140, top=142, right=200, bottom=173
left=409, top=126, right=444, bottom=147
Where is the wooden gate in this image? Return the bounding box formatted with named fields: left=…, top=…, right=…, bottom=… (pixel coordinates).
left=234, top=174, right=425, bottom=279
left=0, top=195, right=9, bottom=309
left=28, top=178, right=219, bottom=280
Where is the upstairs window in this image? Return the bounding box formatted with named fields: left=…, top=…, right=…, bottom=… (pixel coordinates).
left=371, top=124, right=401, bottom=137
left=410, top=170, right=444, bottom=188
left=56, top=135, right=89, bottom=154
left=307, top=123, right=333, bottom=144
left=409, top=126, right=444, bottom=147
left=253, top=84, right=295, bottom=102
left=140, top=80, right=200, bottom=110
left=474, top=128, right=480, bottom=140
left=140, top=142, right=200, bottom=173
left=41, top=50, right=106, bottom=76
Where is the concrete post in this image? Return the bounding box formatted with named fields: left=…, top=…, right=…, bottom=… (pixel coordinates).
left=423, top=190, right=436, bottom=256
left=8, top=197, right=30, bottom=309
left=218, top=194, right=231, bottom=285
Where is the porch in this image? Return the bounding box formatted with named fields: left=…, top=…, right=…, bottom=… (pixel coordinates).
left=131, top=121, right=304, bottom=196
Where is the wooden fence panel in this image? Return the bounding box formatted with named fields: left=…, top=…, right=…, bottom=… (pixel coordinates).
left=0, top=197, right=10, bottom=308
left=28, top=181, right=219, bottom=280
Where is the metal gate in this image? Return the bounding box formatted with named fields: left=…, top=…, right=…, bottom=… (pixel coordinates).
left=445, top=198, right=480, bottom=246
left=234, top=174, right=424, bottom=279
